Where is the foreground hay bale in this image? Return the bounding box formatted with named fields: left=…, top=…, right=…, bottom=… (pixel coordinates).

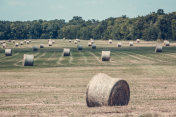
left=117, top=42, right=122, bottom=47
left=92, top=44, right=96, bottom=49
left=23, top=54, right=34, bottom=66
left=26, top=41, right=29, bottom=44
left=5, top=49, right=12, bottom=56
left=101, top=51, right=110, bottom=61
left=109, top=39, right=112, bottom=44
left=63, top=48, right=70, bottom=56
left=155, top=45, right=162, bottom=52
left=40, top=44, right=44, bottom=48
left=32, top=46, right=38, bottom=51
left=86, top=73, right=130, bottom=107
left=88, top=42, right=92, bottom=46
left=136, top=39, right=140, bottom=43
left=77, top=45, right=83, bottom=50
left=129, top=42, right=133, bottom=46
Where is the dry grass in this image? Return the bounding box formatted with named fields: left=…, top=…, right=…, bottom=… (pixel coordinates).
left=0, top=39, right=176, bottom=116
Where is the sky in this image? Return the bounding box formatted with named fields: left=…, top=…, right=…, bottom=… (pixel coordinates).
left=0, top=0, right=176, bottom=22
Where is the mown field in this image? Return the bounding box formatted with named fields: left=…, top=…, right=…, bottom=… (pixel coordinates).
left=0, top=39, right=176, bottom=117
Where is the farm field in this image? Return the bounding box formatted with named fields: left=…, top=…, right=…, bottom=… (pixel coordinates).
left=0, top=39, right=176, bottom=116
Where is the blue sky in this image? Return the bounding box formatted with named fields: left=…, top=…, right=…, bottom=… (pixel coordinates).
left=0, top=0, right=176, bottom=21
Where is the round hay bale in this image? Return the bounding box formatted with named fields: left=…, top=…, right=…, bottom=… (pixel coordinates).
left=12, top=40, right=15, bottom=43
left=8, top=40, right=11, bottom=42
left=20, top=41, right=23, bottom=45
left=23, top=54, right=34, bottom=66
left=77, top=45, right=83, bottom=50
left=136, top=39, right=140, bottom=43
left=109, top=39, right=112, bottom=44
left=63, top=48, right=70, bottom=56
left=26, top=41, right=29, bottom=44
left=86, top=73, right=130, bottom=107
left=92, top=44, right=96, bottom=49
left=15, top=43, right=19, bottom=47
left=69, top=40, right=72, bottom=43
left=74, top=41, right=78, bottom=44
left=88, top=42, right=92, bottom=46
left=32, top=46, right=38, bottom=51
left=117, top=42, right=122, bottom=47
left=2, top=43, right=6, bottom=49
left=24, top=40, right=27, bottom=43
left=164, top=40, right=168, bottom=44
left=91, top=39, right=94, bottom=44
left=52, top=40, right=55, bottom=44
left=5, top=49, right=12, bottom=56
left=155, top=45, right=162, bottom=52
left=101, top=51, right=110, bottom=61
left=78, top=39, right=80, bottom=42
left=29, top=40, right=31, bottom=43
left=48, top=41, right=52, bottom=46
left=164, top=41, right=170, bottom=46
left=129, top=42, right=133, bottom=46
left=40, top=44, right=44, bottom=48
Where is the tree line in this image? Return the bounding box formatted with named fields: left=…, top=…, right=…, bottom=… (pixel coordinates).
left=0, top=9, right=176, bottom=41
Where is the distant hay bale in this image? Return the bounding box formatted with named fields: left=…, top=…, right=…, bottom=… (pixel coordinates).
left=12, top=40, right=15, bottom=43
left=92, top=44, right=96, bottom=49
left=86, top=73, right=130, bottom=107
left=63, top=48, right=70, bottom=56
left=24, top=40, right=27, bottom=43
left=155, top=45, right=162, bottom=52
left=5, top=49, right=12, bottom=56
left=15, top=43, right=19, bottom=47
left=48, top=41, right=52, bottom=46
left=74, top=41, right=78, bottom=44
left=117, top=42, right=122, bottom=47
left=26, top=41, right=29, bottom=44
left=78, top=39, right=80, bottom=42
left=77, top=45, right=83, bottom=50
left=8, top=40, right=11, bottom=42
left=88, top=42, right=92, bottom=46
left=109, top=39, right=112, bottom=44
left=76, top=39, right=80, bottom=42
left=23, top=54, right=34, bottom=66
left=2, top=43, right=6, bottom=49
left=164, top=40, right=170, bottom=46
left=69, top=40, right=72, bottom=43
left=40, top=44, right=44, bottom=48
left=101, top=51, right=110, bottom=61
left=29, top=40, right=31, bottom=43
left=90, top=39, right=94, bottom=44
left=52, top=40, right=55, bottom=44
left=33, top=46, right=38, bottom=51
left=20, top=41, right=23, bottom=45
left=129, top=42, right=133, bottom=46
left=136, top=39, right=140, bottom=43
